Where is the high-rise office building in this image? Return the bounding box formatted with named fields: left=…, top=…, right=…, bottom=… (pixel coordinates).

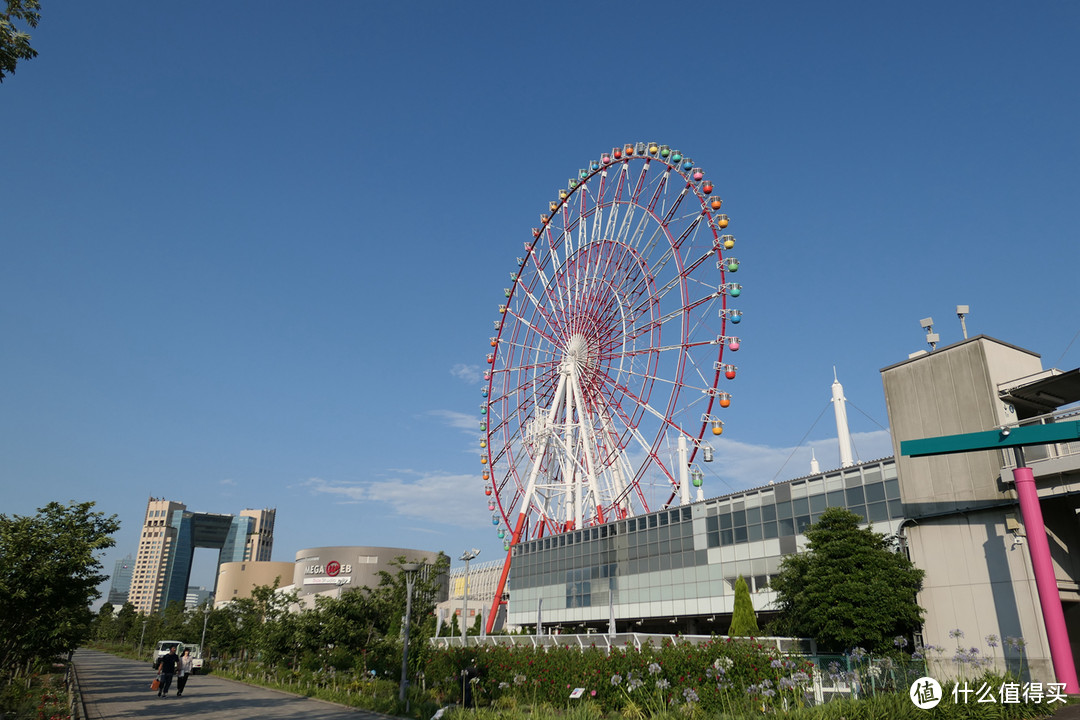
left=127, top=498, right=276, bottom=614
left=106, top=554, right=134, bottom=606
left=185, top=586, right=213, bottom=609
left=242, top=507, right=275, bottom=561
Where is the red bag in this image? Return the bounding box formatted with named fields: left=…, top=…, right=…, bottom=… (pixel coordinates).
left=151, top=678, right=161, bottom=691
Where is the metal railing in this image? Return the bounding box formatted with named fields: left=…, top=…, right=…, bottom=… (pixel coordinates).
left=430, top=632, right=815, bottom=655
left=1000, top=408, right=1080, bottom=469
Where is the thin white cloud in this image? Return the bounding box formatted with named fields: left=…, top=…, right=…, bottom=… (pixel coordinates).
left=451, top=364, right=482, bottom=384
left=219, top=478, right=237, bottom=486
left=427, top=410, right=487, bottom=458
left=301, top=473, right=488, bottom=529
left=428, top=409, right=480, bottom=432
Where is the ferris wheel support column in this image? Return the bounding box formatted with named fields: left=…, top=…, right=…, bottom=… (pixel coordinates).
left=678, top=435, right=690, bottom=505
left=519, top=370, right=569, bottom=524
left=569, top=363, right=604, bottom=526
left=562, top=364, right=580, bottom=530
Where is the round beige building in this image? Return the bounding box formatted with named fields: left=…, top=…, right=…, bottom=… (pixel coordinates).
left=293, top=546, right=447, bottom=607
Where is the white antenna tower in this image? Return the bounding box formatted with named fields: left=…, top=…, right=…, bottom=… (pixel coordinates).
left=831, top=368, right=854, bottom=468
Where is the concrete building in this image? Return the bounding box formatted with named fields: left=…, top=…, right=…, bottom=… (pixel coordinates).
left=241, top=508, right=276, bottom=562
left=882, top=335, right=1080, bottom=682
left=435, top=559, right=504, bottom=635
left=185, top=586, right=213, bottom=609
left=292, top=546, right=448, bottom=609
left=215, top=560, right=294, bottom=607
left=127, top=498, right=276, bottom=614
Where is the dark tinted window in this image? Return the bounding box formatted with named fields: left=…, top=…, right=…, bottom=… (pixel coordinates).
left=845, top=486, right=865, bottom=506
left=865, top=482, right=886, bottom=504
left=868, top=501, right=889, bottom=523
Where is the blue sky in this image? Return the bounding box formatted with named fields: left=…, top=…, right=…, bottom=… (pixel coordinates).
left=2, top=2, right=1077, bottom=602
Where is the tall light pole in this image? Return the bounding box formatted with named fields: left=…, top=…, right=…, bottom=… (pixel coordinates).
left=200, top=603, right=211, bottom=654
left=139, top=619, right=148, bottom=658
left=459, top=549, right=480, bottom=646
left=398, top=563, right=422, bottom=708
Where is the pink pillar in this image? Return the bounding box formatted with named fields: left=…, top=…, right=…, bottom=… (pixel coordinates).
left=1013, top=466, right=1079, bottom=693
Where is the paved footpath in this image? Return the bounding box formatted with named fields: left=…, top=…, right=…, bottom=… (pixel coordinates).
left=73, top=649, right=399, bottom=720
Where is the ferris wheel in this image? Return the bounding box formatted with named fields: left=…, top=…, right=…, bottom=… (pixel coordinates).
left=481, top=142, right=742, bottom=627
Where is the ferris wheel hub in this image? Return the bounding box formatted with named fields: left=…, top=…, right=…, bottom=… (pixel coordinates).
left=564, top=333, right=592, bottom=369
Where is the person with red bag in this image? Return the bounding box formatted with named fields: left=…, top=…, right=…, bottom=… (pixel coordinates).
left=153, top=646, right=179, bottom=698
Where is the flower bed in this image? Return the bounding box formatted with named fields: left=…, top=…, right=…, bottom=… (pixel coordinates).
left=425, top=636, right=817, bottom=716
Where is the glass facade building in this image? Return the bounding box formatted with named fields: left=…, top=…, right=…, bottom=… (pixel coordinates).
left=163, top=511, right=254, bottom=607
left=106, top=554, right=134, bottom=606
left=507, top=458, right=902, bottom=630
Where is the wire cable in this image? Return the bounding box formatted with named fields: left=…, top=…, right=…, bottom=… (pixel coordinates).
left=769, top=401, right=831, bottom=484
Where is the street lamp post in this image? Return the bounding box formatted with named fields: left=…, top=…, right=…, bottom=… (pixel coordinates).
left=139, top=620, right=148, bottom=658
left=398, top=562, right=422, bottom=708
left=459, top=549, right=480, bottom=646
left=200, top=603, right=211, bottom=655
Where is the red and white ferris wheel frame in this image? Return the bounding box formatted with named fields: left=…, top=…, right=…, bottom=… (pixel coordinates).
left=481, top=142, right=742, bottom=632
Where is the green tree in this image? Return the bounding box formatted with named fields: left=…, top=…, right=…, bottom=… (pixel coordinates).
left=114, top=602, right=137, bottom=643
left=770, top=507, right=924, bottom=652
left=225, top=579, right=300, bottom=664
left=0, top=501, right=119, bottom=676
left=92, top=602, right=116, bottom=641
left=728, top=575, right=759, bottom=636
left=207, top=603, right=248, bottom=659
left=160, top=600, right=188, bottom=639
left=1, top=0, right=40, bottom=82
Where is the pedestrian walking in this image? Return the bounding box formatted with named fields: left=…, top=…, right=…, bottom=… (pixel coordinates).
left=176, top=649, right=194, bottom=697
left=154, top=646, right=179, bottom=698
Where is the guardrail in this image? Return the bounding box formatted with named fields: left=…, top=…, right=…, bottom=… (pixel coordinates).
left=429, top=632, right=816, bottom=655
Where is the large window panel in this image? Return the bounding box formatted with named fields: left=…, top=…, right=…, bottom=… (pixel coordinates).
left=868, top=501, right=889, bottom=523
left=845, top=486, right=865, bottom=506
left=865, top=482, right=886, bottom=504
